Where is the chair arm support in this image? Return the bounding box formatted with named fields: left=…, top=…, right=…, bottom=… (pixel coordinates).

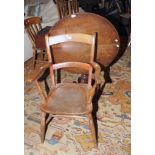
left=88, top=62, right=104, bottom=99
left=91, top=62, right=104, bottom=85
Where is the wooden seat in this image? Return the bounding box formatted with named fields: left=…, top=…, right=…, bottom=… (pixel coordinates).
left=31, top=33, right=103, bottom=148
left=41, top=83, right=89, bottom=115
left=55, top=0, right=79, bottom=18
left=24, top=16, right=47, bottom=69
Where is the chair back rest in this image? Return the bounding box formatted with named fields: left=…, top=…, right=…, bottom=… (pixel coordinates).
left=45, top=33, right=96, bottom=64
left=50, top=62, right=93, bottom=87
left=56, top=0, right=79, bottom=19
left=24, top=16, right=42, bottom=46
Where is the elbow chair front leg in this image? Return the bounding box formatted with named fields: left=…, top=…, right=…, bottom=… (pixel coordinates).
left=87, top=62, right=103, bottom=148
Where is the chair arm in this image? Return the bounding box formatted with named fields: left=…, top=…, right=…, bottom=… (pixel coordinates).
left=26, top=63, right=50, bottom=83
left=34, top=63, right=51, bottom=81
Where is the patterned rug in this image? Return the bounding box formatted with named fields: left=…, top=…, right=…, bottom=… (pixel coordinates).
left=24, top=46, right=131, bottom=155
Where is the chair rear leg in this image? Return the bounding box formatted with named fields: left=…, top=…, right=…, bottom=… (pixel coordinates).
left=40, top=111, right=46, bottom=143
left=41, top=50, right=45, bottom=61
left=88, top=113, right=98, bottom=148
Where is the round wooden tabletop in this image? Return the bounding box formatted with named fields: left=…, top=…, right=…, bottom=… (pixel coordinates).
left=49, top=12, right=120, bottom=67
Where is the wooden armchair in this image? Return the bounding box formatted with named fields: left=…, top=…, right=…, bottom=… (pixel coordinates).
left=31, top=33, right=103, bottom=148
left=55, top=0, right=79, bottom=18
left=34, top=61, right=102, bottom=148
left=24, top=16, right=47, bottom=68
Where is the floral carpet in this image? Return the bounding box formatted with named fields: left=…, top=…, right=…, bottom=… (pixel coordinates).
left=24, top=47, right=131, bottom=155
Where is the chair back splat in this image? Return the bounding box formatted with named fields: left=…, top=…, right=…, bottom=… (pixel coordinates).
left=45, top=33, right=96, bottom=65
left=24, top=17, right=42, bottom=46
left=56, top=0, right=79, bottom=19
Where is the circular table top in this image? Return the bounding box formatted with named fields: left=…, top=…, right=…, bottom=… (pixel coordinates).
left=49, top=12, right=120, bottom=67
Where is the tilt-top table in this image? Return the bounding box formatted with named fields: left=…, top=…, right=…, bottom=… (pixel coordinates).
left=48, top=12, right=120, bottom=68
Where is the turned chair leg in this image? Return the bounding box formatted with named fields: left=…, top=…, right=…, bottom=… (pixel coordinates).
left=88, top=113, right=98, bottom=148
left=33, top=49, right=37, bottom=69
left=40, top=111, right=46, bottom=143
